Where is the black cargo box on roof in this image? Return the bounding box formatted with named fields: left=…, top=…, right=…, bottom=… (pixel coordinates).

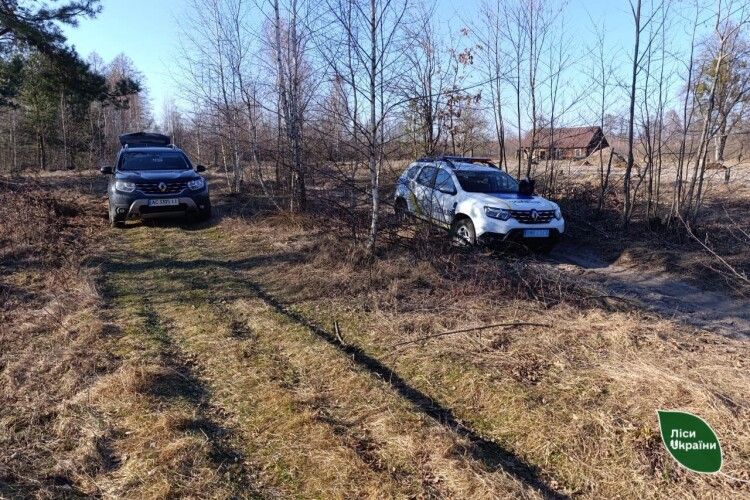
left=119, top=132, right=171, bottom=148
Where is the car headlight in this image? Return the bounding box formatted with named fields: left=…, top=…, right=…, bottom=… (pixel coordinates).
left=115, top=180, right=135, bottom=193
left=188, top=178, right=205, bottom=191
left=554, top=207, right=562, bottom=220
left=484, top=206, right=511, bottom=221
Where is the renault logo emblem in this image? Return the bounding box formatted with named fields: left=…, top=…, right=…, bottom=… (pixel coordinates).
left=158, top=182, right=167, bottom=192
left=531, top=209, right=539, bottom=221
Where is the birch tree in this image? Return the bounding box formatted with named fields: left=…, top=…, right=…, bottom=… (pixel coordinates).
left=322, top=0, right=409, bottom=254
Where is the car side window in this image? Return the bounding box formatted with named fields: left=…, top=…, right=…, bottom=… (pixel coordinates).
left=405, top=164, right=421, bottom=180
left=416, top=165, right=437, bottom=187
left=434, top=169, right=456, bottom=194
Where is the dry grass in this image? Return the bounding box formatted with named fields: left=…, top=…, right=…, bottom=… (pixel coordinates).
left=106, top=221, right=544, bottom=498
left=0, top=176, right=118, bottom=496
left=2, top=170, right=748, bottom=498
left=0, top=176, right=257, bottom=498
left=218, top=211, right=750, bottom=498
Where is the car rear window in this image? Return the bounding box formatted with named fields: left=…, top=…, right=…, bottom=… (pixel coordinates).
left=119, top=151, right=191, bottom=171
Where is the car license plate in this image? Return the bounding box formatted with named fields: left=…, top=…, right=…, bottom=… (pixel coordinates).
left=149, top=198, right=179, bottom=207
left=523, top=229, right=549, bottom=238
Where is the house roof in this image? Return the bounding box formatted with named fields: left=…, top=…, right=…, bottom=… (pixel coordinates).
left=521, top=126, right=604, bottom=149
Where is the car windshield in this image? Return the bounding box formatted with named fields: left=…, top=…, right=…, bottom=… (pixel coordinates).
left=119, top=151, right=190, bottom=171
left=454, top=170, right=519, bottom=193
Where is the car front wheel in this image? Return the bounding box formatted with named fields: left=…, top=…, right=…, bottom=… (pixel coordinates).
left=108, top=202, right=125, bottom=228
left=451, top=218, right=476, bottom=246
left=195, top=201, right=212, bottom=222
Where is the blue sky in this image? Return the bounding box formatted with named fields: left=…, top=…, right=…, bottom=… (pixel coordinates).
left=63, top=0, right=180, bottom=118
left=62, top=0, right=663, bottom=124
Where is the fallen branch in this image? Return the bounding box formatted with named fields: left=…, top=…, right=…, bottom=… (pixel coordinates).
left=677, top=214, right=750, bottom=286
left=388, top=322, right=551, bottom=350
left=333, top=319, right=346, bottom=346
left=587, top=294, right=636, bottom=304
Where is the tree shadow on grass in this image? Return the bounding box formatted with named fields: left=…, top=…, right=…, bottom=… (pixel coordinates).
left=247, top=281, right=570, bottom=500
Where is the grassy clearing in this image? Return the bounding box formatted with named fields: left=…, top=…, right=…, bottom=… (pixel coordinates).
left=110, top=222, right=544, bottom=498
left=215, top=212, right=750, bottom=498
left=2, top=171, right=749, bottom=498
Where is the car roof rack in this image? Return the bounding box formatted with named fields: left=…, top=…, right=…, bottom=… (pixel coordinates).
left=416, top=156, right=499, bottom=169
left=119, top=132, right=171, bottom=148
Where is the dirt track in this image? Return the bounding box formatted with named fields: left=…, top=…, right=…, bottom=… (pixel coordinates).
left=549, top=242, right=750, bottom=337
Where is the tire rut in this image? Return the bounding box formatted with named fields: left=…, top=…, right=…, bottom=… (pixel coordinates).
left=96, top=228, right=265, bottom=498
left=119, top=223, right=568, bottom=498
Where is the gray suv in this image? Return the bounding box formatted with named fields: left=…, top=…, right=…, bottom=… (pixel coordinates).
left=100, top=133, right=211, bottom=227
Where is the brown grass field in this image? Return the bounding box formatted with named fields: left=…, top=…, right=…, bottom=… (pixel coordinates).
left=1, top=166, right=748, bottom=498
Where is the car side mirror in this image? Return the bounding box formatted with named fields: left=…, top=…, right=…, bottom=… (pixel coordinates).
left=196, top=165, right=207, bottom=173
left=100, top=166, right=113, bottom=175
left=519, top=178, right=535, bottom=196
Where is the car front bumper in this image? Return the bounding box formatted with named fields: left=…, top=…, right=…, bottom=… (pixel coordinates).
left=474, top=216, right=565, bottom=239
left=109, top=189, right=210, bottom=220
left=479, top=228, right=562, bottom=245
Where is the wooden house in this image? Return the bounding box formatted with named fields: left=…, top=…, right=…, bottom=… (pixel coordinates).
left=519, top=126, right=609, bottom=160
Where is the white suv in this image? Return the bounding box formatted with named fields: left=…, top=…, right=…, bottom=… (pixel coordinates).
left=393, top=157, right=564, bottom=249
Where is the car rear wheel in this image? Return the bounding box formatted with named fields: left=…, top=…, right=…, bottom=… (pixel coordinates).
left=451, top=218, right=476, bottom=246
left=394, top=198, right=408, bottom=224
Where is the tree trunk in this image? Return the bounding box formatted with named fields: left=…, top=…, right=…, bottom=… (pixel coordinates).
left=623, top=0, right=641, bottom=230
left=60, top=91, right=69, bottom=170
left=714, top=119, right=728, bottom=162
left=515, top=61, right=522, bottom=179
left=366, top=0, right=379, bottom=255
left=39, top=132, right=47, bottom=171
left=289, top=0, right=305, bottom=210
left=11, top=109, right=17, bottom=173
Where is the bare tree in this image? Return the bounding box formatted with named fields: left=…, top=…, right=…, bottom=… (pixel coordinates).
left=477, top=0, right=509, bottom=168
left=623, top=0, right=643, bottom=229
left=695, top=23, right=750, bottom=162
left=670, top=1, right=702, bottom=222
left=623, top=0, right=668, bottom=228
left=176, top=0, right=247, bottom=193
left=269, top=0, right=311, bottom=210
left=499, top=0, right=527, bottom=177
left=521, top=0, right=558, bottom=179
left=588, top=21, right=619, bottom=213
left=321, top=0, right=409, bottom=254
left=400, top=2, right=448, bottom=156
left=683, top=1, right=750, bottom=223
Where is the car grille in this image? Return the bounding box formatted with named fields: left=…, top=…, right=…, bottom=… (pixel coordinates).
left=135, top=181, right=188, bottom=194
left=510, top=209, right=555, bottom=224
